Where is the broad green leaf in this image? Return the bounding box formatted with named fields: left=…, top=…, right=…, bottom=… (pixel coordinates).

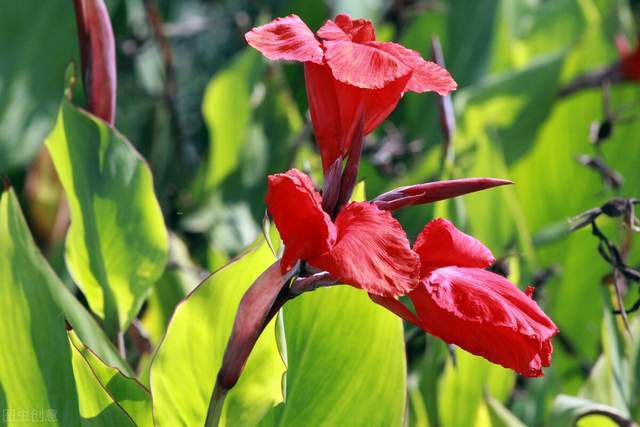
left=510, top=84, right=640, bottom=372
left=68, top=335, right=136, bottom=426
left=202, top=48, right=265, bottom=190
left=259, top=286, right=407, bottom=427
left=0, top=188, right=133, bottom=426
left=490, top=0, right=585, bottom=72
left=456, top=53, right=565, bottom=165
left=0, top=187, right=127, bottom=373
left=150, top=237, right=285, bottom=427
left=68, top=331, right=153, bottom=427
left=45, top=99, right=168, bottom=335
left=445, top=0, right=500, bottom=88
left=141, top=234, right=203, bottom=346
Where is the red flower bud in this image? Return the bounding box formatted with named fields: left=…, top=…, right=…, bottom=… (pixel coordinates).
left=73, top=0, right=117, bottom=124
left=373, top=177, right=513, bottom=211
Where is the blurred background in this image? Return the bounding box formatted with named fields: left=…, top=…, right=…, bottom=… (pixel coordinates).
left=2, top=0, right=640, bottom=425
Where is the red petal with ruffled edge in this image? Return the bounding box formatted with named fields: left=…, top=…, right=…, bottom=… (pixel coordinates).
left=324, top=40, right=412, bottom=89
left=245, top=15, right=324, bottom=64
left=265, top=169, right=336, bottom=272
left=410, top=267, right=559, bottom=377
left=316, top=19, right=350, bottom=41
left=304, top=62, right=411, bottom=170
left=332, top=14, right=376, bottom=43
left=413, top=218, right=495, bottom=277
left=370, top=42, right=457, bottom=95
left=309, top=202, right=420, bottom=297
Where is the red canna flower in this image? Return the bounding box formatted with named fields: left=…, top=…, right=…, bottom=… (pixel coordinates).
left=378, top=219, right=559, bottom=377
left=245, top=14, right=457, bottom=170
left=616, top=34, right=640, bottom=81
left=266, top=168, right=420, bottom=297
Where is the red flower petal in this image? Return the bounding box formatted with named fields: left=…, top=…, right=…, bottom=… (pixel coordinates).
left=371, top=42, right=457, bottom=95
left=324, top=40, right=412, bottom=89
left=332, top=14, right=376, bottom=43
left=413, top=219, right=495, bottom=277
left=265, top=169, right=336, bottom=272
left=304, top=62, right=410, bottom=170
left=304, top=62, right=342, bottom=170
left=309, top=202, right=420, bottom=297
left=316, top=19, right=350, bottom=41
left=245, top=15, right=324, bottom=64
left=410, top=267, right=559, bottom=377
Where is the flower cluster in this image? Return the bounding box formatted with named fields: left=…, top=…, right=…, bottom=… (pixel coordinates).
left=247, top=13, right=558, bottom=377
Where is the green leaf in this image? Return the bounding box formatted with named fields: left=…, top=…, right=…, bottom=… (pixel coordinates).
left=408, top=386, right=430, bottom=427
left=550, top=395, right=636, bottom=427
left=0, top=187, right=134, bottom=425
left=0, top=186, right=128, bottom=372
left=68, top=330, right=153, bottom=427
left=45, top=99, right=168, bottom=335
left=456, top=53, right=565, bottom=165
left=68, top=335, right=136, bottom=426
left=202, top=48, right=265, bottom=190
left=485, top=394, right=527, bottom=427
left=258, top=286, right=407, bottom=427
left=490, top=0, right=585, bottom=72
left=141, top=233, right=203, bottom=347
left=437, top=349, right=515, bottom=427
left=579, top=306, right=632, bottom=415
left=150, top=237, right=285, bottom=427
left=0, top=1, right=77, bottom=172
left=445, top=0, right=500, bottom=88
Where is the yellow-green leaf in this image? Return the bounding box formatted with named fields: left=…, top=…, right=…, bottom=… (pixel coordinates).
left=45, top=99, right=168, bottom=335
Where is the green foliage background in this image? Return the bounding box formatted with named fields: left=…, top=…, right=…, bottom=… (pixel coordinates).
left=1, top=0, right=640, bottom=426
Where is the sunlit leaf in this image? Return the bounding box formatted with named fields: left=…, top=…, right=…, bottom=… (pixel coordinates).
left=0, top=187, right=127, bottom=372
left=0, top=188, right=133, bottom=425
left=45, top=99, right=168, bottom=335
left=202, top=48, right=265, bottom=190
left=438, top=349, right=515, bottom=427
left=68, top=330, right=153, bottom=426
left=150, top=237, right=285, bottom=427
left=258, top=286, right=407, bottom=427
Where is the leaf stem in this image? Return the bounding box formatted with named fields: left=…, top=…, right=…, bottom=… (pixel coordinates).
left=204, top=381, right=227, bottom=427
